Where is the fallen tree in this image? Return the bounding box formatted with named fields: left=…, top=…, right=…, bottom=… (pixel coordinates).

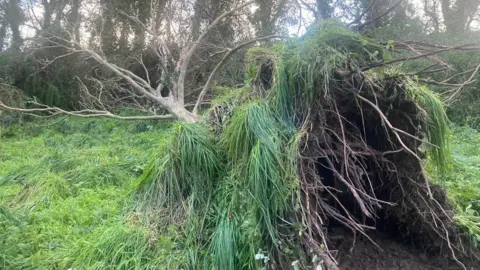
left=135, top=22, right=479, bottom=269
left=0, top=1, right=281, bottom=122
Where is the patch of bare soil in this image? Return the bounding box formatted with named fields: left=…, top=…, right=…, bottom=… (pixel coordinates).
left=329, top=227, right=463, bottom=270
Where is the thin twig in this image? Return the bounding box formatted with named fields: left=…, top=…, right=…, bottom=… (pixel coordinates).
left=347, top=0, right=377, bottom=27
left=356, top=0, right=404, bottom=29
left=445, top=63, right=480, bottom=103
left=362, top=43, right=480, bottom=71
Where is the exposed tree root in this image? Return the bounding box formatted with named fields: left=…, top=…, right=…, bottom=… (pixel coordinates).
left=292, top=72, right=475, bottom=269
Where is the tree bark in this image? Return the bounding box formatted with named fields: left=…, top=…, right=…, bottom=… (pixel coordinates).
left=316, top=0, right=333, bottom=20
left=42, top=0, right=53, bottom=30
left=191, top=0, right=205, bottom=41
left=7, top=0, right=22, bottom=50
left=0, top=17, right=8, bottom=51
left=67, top=0, right=81, bottom=42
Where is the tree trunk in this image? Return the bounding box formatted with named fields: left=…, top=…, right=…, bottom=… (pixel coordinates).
left=316, top=0, right=333, bottom=20
left=424, top=0, right=440, bottom=32
left=100, top=0, right=117, bottom=56
left=7, top=0, right=22, bottom=50
left=191, top=0, right=205, bottom=41
left=54, top=3, right=66, bottom=26
left=118, top=22, right=130, bottom=52
left=68, top=0, right=81, bottom=42
left=132, top=0, right=149, bottom=51
left=153, top=0, right=167, bottom=36
left=169, top=103, right=198, bottom=122
left=0, top=17, right=8, bottom=51
left=42, top=0, right=53, bottom=30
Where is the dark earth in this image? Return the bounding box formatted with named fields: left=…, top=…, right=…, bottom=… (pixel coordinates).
left=330, top=227, right=465, bottom=270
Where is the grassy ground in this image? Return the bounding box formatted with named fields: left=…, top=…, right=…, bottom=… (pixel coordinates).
left=439, top=125, right=480, bottom=247
left=1, top=118, right=480, bottom=269
left=0, top=118, right=186, bottom=269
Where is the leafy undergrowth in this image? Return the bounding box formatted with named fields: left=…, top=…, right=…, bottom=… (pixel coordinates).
left=0, top=118, right=186, bottom=269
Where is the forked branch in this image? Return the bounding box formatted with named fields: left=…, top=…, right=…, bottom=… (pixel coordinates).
left=175, top=1, right=255, bottom=107
left=192, top=35, right=282, bottom=114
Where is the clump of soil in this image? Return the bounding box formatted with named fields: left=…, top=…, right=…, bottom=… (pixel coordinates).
left=330, top=227, right=462, bottom=270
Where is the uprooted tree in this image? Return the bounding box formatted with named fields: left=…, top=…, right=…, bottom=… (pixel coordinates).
left=2, top=3, right=480, bottom=268
left=129, top=23, right=480, bottom=269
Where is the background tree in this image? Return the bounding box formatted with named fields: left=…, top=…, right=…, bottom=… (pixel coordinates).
left=0, top=0, right=479, bottom=124
left=441, top=0, right=480, bottom=32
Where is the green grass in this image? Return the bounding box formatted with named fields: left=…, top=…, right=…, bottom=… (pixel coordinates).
left=0, top=114, right=479, bottom=269
left=0, top=117, right=187, bottom=269
left=443, top=126, right=480, bottom=210
left=429, top=125, right=480, bottom=248
left=1, top=116, right=477, bottom=269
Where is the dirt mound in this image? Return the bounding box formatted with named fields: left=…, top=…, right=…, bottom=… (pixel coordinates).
left=332, top=227, right=461, bottom=270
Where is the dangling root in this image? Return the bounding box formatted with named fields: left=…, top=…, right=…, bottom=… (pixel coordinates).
left=294, top=71, right=473, bottom=269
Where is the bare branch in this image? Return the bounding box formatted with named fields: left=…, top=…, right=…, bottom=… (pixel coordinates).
left=0, top=101, right=174, bottom=120
left=21, top=34, right=198, bottom=122
left=355, top=0, right=404, bottom=30
left=398, top=40, right=480, bottom=51
left=442, top=67, right=479, bottom=83
left=362, top=43, right=480, bottom=71
left=192, top=35, right=282, bottom=114
left=400, top=64, right=447, bottom=77
left=415, top=78, right=475, bottom=87
left=398, top=41, right=450, bottom=68
left=130, top=55, right=152, bottom=86
left=83, top=48, right=163, bottom=101
left=347, top=0, right=377, bottom=27
left=119, top=11, right=151, bottom=35
left=445, top=63, right=480, bottom=104
left=175, top=1, right=255, bottom=106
